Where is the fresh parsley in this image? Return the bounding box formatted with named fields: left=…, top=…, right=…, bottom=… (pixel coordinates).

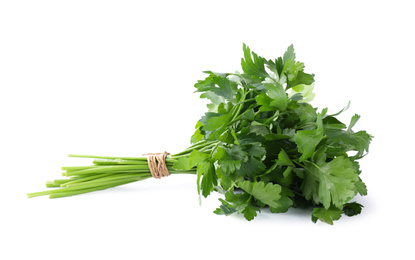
left=28, top=44, right=373, bottom=224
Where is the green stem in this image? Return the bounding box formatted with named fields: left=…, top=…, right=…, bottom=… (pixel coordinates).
left=68, top=154, right=148, bottom=160
left=63, top=165, right=151, bottom=177
left=60, top=172, right=124, bottom=187
left=28, top=147, right=199, bottom=199
left=64, top=174, right=149, bottom=190
left=50, top=180, right=140, bottom=199
left=92, top=159, right=155, bottom=165
left=171, top=141, right=208, bottom=156
left=292, top=159, right=306, bottom=169
left=170, top=141, right=218, bottom=159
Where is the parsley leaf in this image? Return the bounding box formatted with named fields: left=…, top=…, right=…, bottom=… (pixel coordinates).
left=214, top=191, right=260, bottom=221
left=195, top=73, right=238, bottom=104
left=303, top=156, right=359, bottom=209
left=197, top=160, right=217, bottom=198
left=241, top=43, right=269, bottom=78
left=311, top=206, right=343, bottom=225
left=214, top=145, right=248, bottom=173
left=293, top=112, right=324, bottom=161
left=343, top=202, right=363, bottom=217
left=237, top=180, right=282, bottom=208
left=264, top=83, right=288, bottom=111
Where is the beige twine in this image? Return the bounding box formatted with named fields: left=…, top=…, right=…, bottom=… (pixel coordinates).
left=142, top=151, right=170, bottom=179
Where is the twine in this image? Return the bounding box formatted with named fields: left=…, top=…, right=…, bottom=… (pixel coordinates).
left=142, top=151, right=170, bottom=179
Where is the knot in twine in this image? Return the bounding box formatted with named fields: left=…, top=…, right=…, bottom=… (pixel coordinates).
left=142, top=151, right=170, bottom=179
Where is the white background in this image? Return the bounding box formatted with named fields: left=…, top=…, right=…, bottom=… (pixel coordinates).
left=1, top=0, right=414, bottom=259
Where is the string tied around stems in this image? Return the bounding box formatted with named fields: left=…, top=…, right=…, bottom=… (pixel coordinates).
left=142, top=151, right=170, bottom=179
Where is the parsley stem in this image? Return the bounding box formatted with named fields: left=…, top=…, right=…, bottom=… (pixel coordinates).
left=68, top=154, right=148, bottom=160
left=235, top=97, right=256, bottom=105
left=29, top=145, right=203, bottom=198
left=292, top=159, right=306, bottom=168
left=246, top=180, right=256, bottom=203
left=227, top=103, right=245, bottom=126
left=60, top=172, right=117, bottom=186
left=209, top=142, right=220, bottom=157
left=63, top=165, right=152, bottom=176
left=92, top=159, right=160, bottom=165
left=29, top=180, right=141, bottom=199
left=171, top=140, right=214, bottom=157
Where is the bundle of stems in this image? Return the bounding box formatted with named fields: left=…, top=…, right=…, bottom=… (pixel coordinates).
left=27, top=140, right=217, bottom=199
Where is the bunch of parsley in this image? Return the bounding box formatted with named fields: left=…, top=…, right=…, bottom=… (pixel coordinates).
left=173, top=44, right=372, bottom=224
left=28, top=44, right=372, bottom=224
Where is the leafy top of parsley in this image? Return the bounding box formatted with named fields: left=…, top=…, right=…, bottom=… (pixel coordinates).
left=174, top=44, right=373, bottom=224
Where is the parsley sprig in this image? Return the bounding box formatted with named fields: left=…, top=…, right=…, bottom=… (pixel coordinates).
left=28, top=44, right=372, bottom=224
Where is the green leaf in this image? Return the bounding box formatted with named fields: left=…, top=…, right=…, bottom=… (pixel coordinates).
left=269, top=187, right=294, bottom=213
left=237, top=181, right=282, bottom=208
left=255, top=82, right=288, bottom=112
left=197, top=160, right=217, bottom=198
left=202, top=70, right=230, bottom=78
left=265, top=59, right=280, bottom=77
left=324, top=126, right=373, bottom=159
left=210, top=76, right=238, bottom=104
left=199, top=91, right=226, bottom=113
left=343, top=202, right=363, bottom=217
left=191, top=121, right=204, bottom=144
left=241, top=43, right=269, bottom=78
left=237, top=130, right=266, bottom=146
left=289, top=83, right=315, bottom=103
left=328, top=101, right=350, bottom=117
left=242, top=204, right=260, bottom=221
left=214, top=145, right=248, bottom=173
left=216, top=167, right=243, bottom=191
left=240, top=108, right=255, bottom=122
left=256, top=93, right=275, bottom=112
left=324, top=128, right=360, bottom=148
left=264, top=83, right=287, bottom=111
left=277, top=149, right=294, bottom=167
left=199, top=110, right=233, bottom=140
left=264, top=133, right=291, bottom=141
left=214, top=201, right=237, bottom=216
left=287, top=71, right=315, bottom=89
left=173, top=150, right=210, bottom=171
left=347, top=114, right=360, bottom=132
left=301, top=170, right=319, bottom=204
left=244, top=143, right=267, bottom=159
left=312, top=146, right=327, bottom=165
left=215, top=191, right=258, bottom=220
left=323, top=116, right=347, bottom=129
left=173, top=157, right=192, bottom=171
left=194, top=73, right=238, bottom=104
left=303, top=156, right=359, bottom=209
left=351, top=130, right=373, bottom=158
left=293, top=113, right=324, bottom=162
left=283, top=44, right=296, bottom=64
left=236, top=156, right=266, bottom=178
left=286, top=61, right=305, bottom=81
left=311, top=206, right=343, bottom=225
left=190, top=150, right=210, bottom=164
left=294, top=103, right=317, bottom=123
left=276, top=166, right=294, bottom=187
left=355, top=177, right=368, bottom=196
left=250, top=123, right=271, bottom=136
